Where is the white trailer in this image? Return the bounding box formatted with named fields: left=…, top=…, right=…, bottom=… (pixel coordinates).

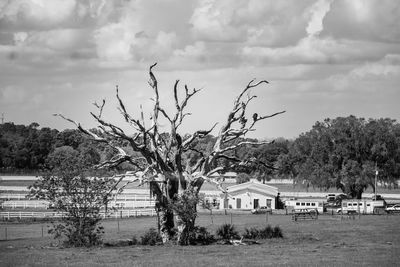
left=337, top=200, right=385, bottom=214
left=285, top=199, right=324, bottom=213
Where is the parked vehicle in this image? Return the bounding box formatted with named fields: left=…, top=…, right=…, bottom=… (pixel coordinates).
left=326, top=194, right=336, bottom=202
left=285, top=200, right=324, bottom=214
left=336, top=200, right=385, bottom=214
left=251, top=206, right=272, bottom=214
left=386, top=204, right=400, bottom=213
left=371, top=195, right=384, bottom=201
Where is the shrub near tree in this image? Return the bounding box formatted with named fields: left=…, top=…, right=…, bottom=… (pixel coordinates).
left=29, top=145, right=116, bottom=247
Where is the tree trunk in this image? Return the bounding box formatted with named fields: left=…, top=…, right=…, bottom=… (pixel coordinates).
left=159, top=208, right=175, bottom=243
left=175, top=214, right=195, bottom=245
left=347, top=187, right=363, bottom=199
left=151, top=179, right=178, bottom=244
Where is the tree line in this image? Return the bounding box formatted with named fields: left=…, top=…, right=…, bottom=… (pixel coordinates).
left=2, top=115, right=400, bottom=199
left=0, top=122, right=124, bottom=174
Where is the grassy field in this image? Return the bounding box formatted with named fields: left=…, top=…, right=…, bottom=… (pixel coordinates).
left=1, top=213, right=399, bottom=266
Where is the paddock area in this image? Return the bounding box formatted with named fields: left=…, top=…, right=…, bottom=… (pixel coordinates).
left=0, top=213, right=399, bottom=266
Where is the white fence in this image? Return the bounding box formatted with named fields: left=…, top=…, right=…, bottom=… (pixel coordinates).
left=0, top=193, right=29, bottom=200
left=0, top=209, right=156, bottom=220
left=1, top=200, right=49, bottom=209
left=1, top=198, right=156, bottom=210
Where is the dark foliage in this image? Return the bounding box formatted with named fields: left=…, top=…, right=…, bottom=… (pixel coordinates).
left=0, top=122, right=134, bottom=174
left=131, top=236, right=139, bottom=245
left=140, top=228, right=163, bottom=246
left=216, top=223, right=240, bottom=240
left=49, top=219, right=105, bottom=247
left=243, top=225, right=283, bottom=239
left=188, top=226, right=216, bottom=245
left=168, top=188, right=199, bottom=245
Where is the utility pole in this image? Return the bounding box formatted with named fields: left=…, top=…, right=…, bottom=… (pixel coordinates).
left=374, top=161, right=378, bottom=201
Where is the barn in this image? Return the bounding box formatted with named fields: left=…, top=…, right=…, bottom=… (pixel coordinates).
left=220, top=181, right=279, bottom=210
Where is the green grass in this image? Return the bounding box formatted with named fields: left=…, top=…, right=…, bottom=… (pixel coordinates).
left=1, top=213, right=400, bottom=266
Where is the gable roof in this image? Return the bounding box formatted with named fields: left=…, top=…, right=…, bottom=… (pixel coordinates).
left=226, top=181, right=278, bottom=196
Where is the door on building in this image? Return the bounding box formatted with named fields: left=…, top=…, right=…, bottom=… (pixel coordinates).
left=254, top=199, right=259, bottom=209
left=236, top=198, right=241, bottom=209
left=266, top=199, right=272, bottom=208
left=224, top=198, right=229, bottom=209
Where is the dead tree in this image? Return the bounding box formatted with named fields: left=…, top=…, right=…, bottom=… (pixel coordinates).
left=55, top=63, right=285, bottom=244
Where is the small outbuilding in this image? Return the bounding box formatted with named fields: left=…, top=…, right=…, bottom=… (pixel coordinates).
left=220, top=181, right=279, bottom=210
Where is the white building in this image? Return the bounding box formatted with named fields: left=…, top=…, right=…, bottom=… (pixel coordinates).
left=219, top=181, right=279, bottom=210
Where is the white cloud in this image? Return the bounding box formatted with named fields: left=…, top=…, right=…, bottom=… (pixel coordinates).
left=322, top=0, right=400, bottom=42
left=93, top=5, right=179, bottom=64
left=0, top=0, right=77, bottom=28
left=13, top=32, right=28, bottom=46
left=94, top=20, right=136, bottom=61
left=174, top=42, right=206, bottom=59
left=350, top=54, right=400, bottom=79
left=305, top=0, right=333, bottom=36
left=190, top=0, right=312, bottom=46
left=13, top=29, right=87, bottom=51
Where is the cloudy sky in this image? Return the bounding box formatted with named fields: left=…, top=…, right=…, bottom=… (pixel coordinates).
left=0, top=0, right=399, bottom=139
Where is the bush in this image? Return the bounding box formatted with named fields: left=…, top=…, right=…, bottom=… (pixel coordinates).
left=273, top=226, right=283, bottom=238
left=243, top=225, right=283, bottom=239
left=140, top=228, right=163, bottom=246
left=188, top=226, right=216, bottom=245
left=243, top=227, right=260, bottom=239
left=258, top=225, right=273, bottom=239
left=131, top=235, right=139, bottom=245
left=216, top=223, right=240, bottom=240
left=49, top=219, right=104, bottom=247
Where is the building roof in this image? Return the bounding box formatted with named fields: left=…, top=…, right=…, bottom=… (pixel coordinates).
left=209, top=172, right=237, bottom=178
left=226, top=181, right=279, bottom=196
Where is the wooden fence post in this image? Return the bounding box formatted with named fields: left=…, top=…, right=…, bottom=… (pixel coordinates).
left=341, top=202, right=343, bottom=220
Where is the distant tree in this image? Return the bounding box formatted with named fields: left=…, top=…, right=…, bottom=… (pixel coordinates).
left=281, top=116, right=400, bottom=199
left=199, top=194, right=214, bottom=224
left=236, top=173, right=251, bottom=184
left=54, top=129, right=84, bottom=149
left=0, top=122, right=59, bottom=173
left=29, top=145, right=116, bottom=247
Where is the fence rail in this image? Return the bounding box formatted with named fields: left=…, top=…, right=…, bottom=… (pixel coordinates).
left=1, top=200, right=156, bottom=210
left=1, top=201, right=49, bottom=209
left=0, top=209, right=156, bottom=220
